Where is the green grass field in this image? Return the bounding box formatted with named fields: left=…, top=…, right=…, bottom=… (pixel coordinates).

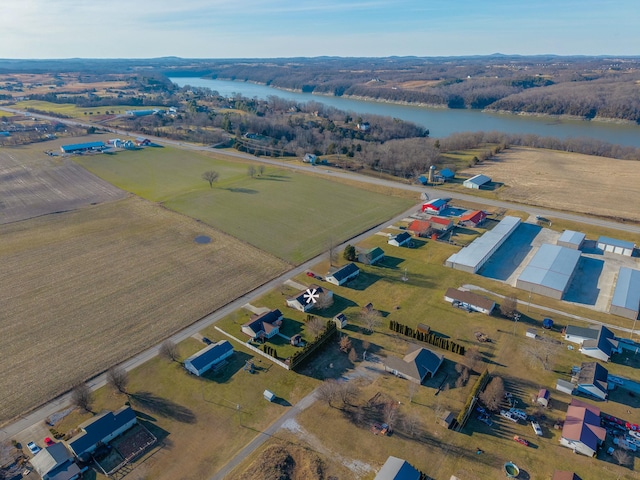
left=13, top=100, right=164, bottom=118
left=75, top=147, right=413, bottom=263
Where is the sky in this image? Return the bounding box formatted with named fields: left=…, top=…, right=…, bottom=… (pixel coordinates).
left=1, top=0, right=638, bottom=59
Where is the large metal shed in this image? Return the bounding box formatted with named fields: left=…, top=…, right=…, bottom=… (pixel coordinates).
left=610, top=267, right=640, bottom=320
left=445, top=216, right=521, bottom=273
left=597, top=236, right=635, bottom=257
left=516, top=244, right=581, bottom=300
left=557, top=230, right=586, bottom=250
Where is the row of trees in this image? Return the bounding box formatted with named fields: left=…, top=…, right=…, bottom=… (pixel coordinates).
left=389, top=320, right=466, bottom=355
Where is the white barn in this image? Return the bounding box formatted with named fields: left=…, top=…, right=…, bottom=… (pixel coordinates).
left=463, top=174, right=491, bottom=189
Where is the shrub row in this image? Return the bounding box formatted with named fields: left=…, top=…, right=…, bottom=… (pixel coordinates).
left=289, top=321, right=337, bottom=370
left=262, top=345, right=278, bottom=359
left=456, top=370, right=490, bottom=428
left=389, top=320, right=465, bottom=355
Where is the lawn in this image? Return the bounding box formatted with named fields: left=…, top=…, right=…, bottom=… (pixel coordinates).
left=75, top=146, right=413, bottom=263
left=13, top=100, right=164, bottom=118
left=0, top=197, right=288, bottom=424
left=53, top=338, right=319, bottom=480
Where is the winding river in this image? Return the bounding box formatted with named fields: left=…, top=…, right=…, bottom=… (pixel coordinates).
left=170, top=77, right=640, bottom=148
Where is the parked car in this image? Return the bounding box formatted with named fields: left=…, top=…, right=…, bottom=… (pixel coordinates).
left=500, top=410, right=519, bottom=423
left=513, top=435, right=529, bottom=446
left=27, top=442, right=40, bottom=455
left=306, top=271, right=315, bottom=277
left=202, top=337, right=213, bottom=345
left=609, top=376, right=624, bottom=386
left=531, top=421, right=543, bottom=436
left=629, top=430, right=640, bottom=440
left=509, top=408, right=527, bottom=420
left=44, top=437, right=55, bottom=446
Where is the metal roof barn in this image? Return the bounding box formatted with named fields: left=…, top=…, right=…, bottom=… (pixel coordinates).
left=557, top=230, right=586, bottom=250
left=463, top=174, right=491, bottom=189
left=516, top=244, right=581, bottom=300
left=445, top=216, right=521, bottom=273
left=597, top=236, right=635, bottom=256
left=610, top=267, right=640, bottom=320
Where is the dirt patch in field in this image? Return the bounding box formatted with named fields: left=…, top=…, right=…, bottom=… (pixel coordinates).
left=0, top=145, right=126, bottom=224
left=229, top=442, right=325, bottom=480
left=0, top=197, right=289, bottom=424
left=397, top=79, right=442, bottom=90
left=460, top=147, right=640, bottom=222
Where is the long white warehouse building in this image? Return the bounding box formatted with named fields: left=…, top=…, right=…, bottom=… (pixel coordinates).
left=445, top=216, right=521, bottom=274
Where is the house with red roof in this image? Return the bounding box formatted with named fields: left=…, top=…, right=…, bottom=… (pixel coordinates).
left=560, top=399, right=606, bottom=457
left=421, top=198, right=449, bottom=214
left=459, top=210, right=487, bottom=227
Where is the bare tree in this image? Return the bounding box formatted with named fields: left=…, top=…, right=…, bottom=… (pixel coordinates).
left=360, top=308, right=382, bottom=333
left=339, top=335, right=352, bottom=353
left=500, top=296, right=518, bottom=318
left=160, top=340, right=179, bottom=362
left=383, top=401, right=398, bottom=430
left=317, top=379, right=340, bottom=408
left=315, top=291, right=334, bottom=310
left=479, top=377, right=505, bottom=411
left=348, top=348, right=358, bottom=363
left=107, top=366, right=129, bottom=394
left=455, top=364, right=470, bottom=388
left=306, top=316, right=326, bottom=339
left=613, top=448, right=632, bottom=466
left=337, top=382, right=359, bottom=408
left=464, top=347, right=482, bottom=373
left=327, top=238, right=338, bottom=267
left=201, top=170, right=219, bottom=188
left=408, top=381, right=418, bottom=403
left=247, top=165, right=256, bottom=177
left=71, top=383, right=93, bottom=412
left=258, top=165, right=265, bottom=176
left=402, top=412, right=421, bottom=437
left=523, top=340, right=559, bottom=371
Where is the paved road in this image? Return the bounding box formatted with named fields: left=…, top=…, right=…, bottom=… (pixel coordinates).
left=462, top=284, right=638, bottom=336
left=0, top=200, right=420, bottom=441
left=210, top=389, right=319, bottom=480
left=2, top=106, right=640, bottom=237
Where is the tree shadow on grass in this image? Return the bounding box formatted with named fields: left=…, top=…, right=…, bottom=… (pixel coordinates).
left=256, top=174, right=291, bottom=182
left=129, top=392, right=196, bottom=424
left=344, top=272, right=382, bottom=291
left=376, top=256, right=405, bottom=270
left=225, top=187, right=258, bottom=194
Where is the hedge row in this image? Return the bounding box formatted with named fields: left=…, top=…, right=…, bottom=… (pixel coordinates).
left=456, top=370, right=490, bottom=427
left=389, top=320, right=466, bottom=355
left=263, top=344, right=278, bottom=359
left=289, top=321, right=337, bottom=370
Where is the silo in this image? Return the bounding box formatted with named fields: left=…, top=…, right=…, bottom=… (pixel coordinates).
left=428, top=165, right=436, bottom=183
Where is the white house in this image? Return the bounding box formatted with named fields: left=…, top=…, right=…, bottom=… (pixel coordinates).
left=357, top=247, right=385, bottom=265
left=303, top=153, right=317, bottom=163
left=286, top=285, right=333, bottom=312
left=560, top=400, right=606, bottom=457
left=241, top=309, right=283, bottom=340
left=326, top=263, right=360, bottom=286
left=444, top=288, right=495, bottom=315
left=564, top=325, right=620, bottom=362
left=575, top=362, right=608, bottom=401
left=184, top=340, right=234, bottom=376
left=388, top=232, right=412, bottom=247
left=66, top=406, right=137, bottom=461
left=31, top=443, right=81, bottom=480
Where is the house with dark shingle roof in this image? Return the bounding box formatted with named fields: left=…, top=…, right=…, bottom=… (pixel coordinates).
left=444, top=288, right=495, bottom=315
left=241, top=309, right=283, bottom=340
left=357, top=247, right=385, bottom=265
left=552, top=472, right=582, bottom=480
left=286, top=284, right=333, bottom=312
left=374, top=456, right=421, bottom=480
left=575, top=362, right=608, bottom=400
left=184, top=340, right=234, bottom=376
left=66, top=406, right=137, bottom=461
left=388, top=231, right=412, bottom=247
left=560, top=399, right=606, bottom=457
left=30, top=443, right=81, bottom=480
left=326, top=263, right=360, bottom=286
left=565, top=325, right=619, bottom=362
left=383, top=344, right=444, bottom=384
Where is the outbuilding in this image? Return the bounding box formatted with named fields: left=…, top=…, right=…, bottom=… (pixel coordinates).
left=597, top=236, right=635, bottom=257
left=263, top=390, right=276, bottom=402
left=459, top=210, right=487, bottom=227
left=60, top=141, right=105, bottom=154
left=516, top=244, right=581, bottom=300
left=184, top=340, right=234, bottom=376
left=537, top=388, right=550, bottom=407
left=557, top=230, right=586, bottom=250
left=388, top=232, right=412, bottom=247
left=374, top=456, right=421, bottom=480
left=326, top=263, right=360, bottom=286
left=444, top=288, right=495, bottom=315
left=357, top=247, right=385, bottom=265
left=421, top=198, right=449, bottom=214
left=463, top=174, right=491, bottom=189
left=610, top=267, right=640, bottom=320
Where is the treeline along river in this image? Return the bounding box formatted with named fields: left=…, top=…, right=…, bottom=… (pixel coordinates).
left=170, top=77, right=640, bottom=148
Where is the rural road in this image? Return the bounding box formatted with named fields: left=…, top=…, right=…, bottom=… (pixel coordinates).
left=210, top=389, right=319, bottom=480
left=2, top=106, right=640, bottom=237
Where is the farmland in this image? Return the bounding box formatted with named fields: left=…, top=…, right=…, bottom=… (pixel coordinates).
left=0, top=142, right=126, bottom=224
left=13, top=100, right=163, bottom=118
left=457, top=147, right=640, bottom=222
left=0, top=197, right=288, bottom=423
left=75, top=146, right=413, bottom=263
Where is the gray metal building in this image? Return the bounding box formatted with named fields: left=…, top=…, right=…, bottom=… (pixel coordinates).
left=610, top=267, right=640, bottom=320
left=516, top=244, right=581, bottom=300
left=445, top=216, right=521, bottom=273
left=557, top=230, right=586, bottom=250
left=597, top=236, right=635, bottom=256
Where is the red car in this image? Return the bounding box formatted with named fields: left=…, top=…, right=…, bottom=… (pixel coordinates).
left=306, top=271, right=315, bottom=277
left=513, top=435, right=529, bottom=446
left=44, top=437, right=55, bottom=446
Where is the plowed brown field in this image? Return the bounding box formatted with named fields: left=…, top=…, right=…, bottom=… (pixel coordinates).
left=0, top=197, right=289, bottom=423
left=461, top=147, right=640, bottom=222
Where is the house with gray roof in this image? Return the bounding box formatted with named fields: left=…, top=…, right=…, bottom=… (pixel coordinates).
left=575, top=362, right=608, bottom=400
left=374, top=456, right=421, bottom=480
left=241, top=309, right=283, bottom=340
left=463, top=174, right=491, bottom=189
left=326, top=263, right=360, bottom=286
left=564, top=325, right=619, bottom=362
left=444, top=287, right=495, bottom=315
left=383, top=344, right=444, bottom=384
left=286, top=285, right=333, bottom=312
left=357, top=247, right=385, bottom=265
left=30, top=443, right=80, bottom=480
left=388, top=232, right=412, bottom=247
left=66, top=406, right=137, bottom=461
left=184, top=340, right=234, bottom=376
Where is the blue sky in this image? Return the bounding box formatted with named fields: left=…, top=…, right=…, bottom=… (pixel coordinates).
left=1, top=0, right=638, bottom=58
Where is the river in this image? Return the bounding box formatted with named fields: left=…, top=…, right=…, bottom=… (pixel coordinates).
left=170, top=77, right=640, bottom=148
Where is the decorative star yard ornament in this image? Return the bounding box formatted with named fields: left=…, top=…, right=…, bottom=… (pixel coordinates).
left=304, top=288, right=319, bottom=304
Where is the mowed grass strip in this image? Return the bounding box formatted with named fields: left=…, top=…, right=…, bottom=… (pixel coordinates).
left=13, top=100, right=164, bottom=117
left=0, top=197, right=288, bottom=424
left=75, top=147, right=413, bottom=264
